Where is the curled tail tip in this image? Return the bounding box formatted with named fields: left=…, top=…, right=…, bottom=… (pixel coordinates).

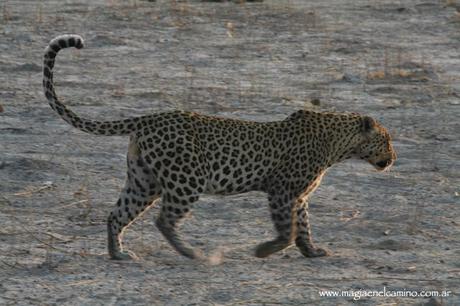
left=45, top=34, right=84, bottom=57
left=50, top=34, right=84, bottom=48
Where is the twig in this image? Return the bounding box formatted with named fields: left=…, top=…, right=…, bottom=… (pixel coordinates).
left=58, top=199, right=89, bottom=209
left=339, top=209, right=361, bottom=222
left=231, top=300, right=284, bottom=305
left=43, top=231, right=73, bottom=242
left=13, top=182, right=55, bottom=197
left=0, top=194, right=12, bottom=205
left=8, top=216, right=76, bottom=255
left=0, top=259, right=25, bottom=269
left=63, top=279, right=99, bottom=287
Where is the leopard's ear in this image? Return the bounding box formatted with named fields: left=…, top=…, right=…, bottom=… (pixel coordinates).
left=362, top=116, right=377, bottom=132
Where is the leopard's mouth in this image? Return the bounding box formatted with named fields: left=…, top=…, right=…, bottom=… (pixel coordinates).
left=373, top=158, right=394, bottom=171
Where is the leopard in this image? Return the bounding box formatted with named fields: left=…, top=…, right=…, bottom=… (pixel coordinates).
left=43, top=34, right=396, bottom=261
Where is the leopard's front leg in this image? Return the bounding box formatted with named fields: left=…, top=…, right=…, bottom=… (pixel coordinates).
left=295, top=199, right=330, bottom=257
left=255, top=191, right=296, bottom=258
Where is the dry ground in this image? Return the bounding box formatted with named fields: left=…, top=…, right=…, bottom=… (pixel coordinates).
left=0, top=0, right=459, bottom=305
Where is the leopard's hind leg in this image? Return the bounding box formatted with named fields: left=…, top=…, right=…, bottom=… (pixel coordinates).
left=108, top=139, right=162, bottom=260
left=155, top=192, right=206, bottom=260
left=145, top=133, right=209, bottom=261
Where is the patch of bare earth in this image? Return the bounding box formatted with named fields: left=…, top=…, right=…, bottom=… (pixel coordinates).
left=0, top=0, right=458, bottom=305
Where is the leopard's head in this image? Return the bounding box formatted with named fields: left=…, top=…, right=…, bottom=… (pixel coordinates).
left=356, top=117, right=396, bottom=171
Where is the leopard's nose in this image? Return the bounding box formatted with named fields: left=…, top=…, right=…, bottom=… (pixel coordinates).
left=376, top=159, right=392, bottom=168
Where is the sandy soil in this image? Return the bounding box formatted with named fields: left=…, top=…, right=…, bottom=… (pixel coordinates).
left=0, top=0, right=459, bottom=305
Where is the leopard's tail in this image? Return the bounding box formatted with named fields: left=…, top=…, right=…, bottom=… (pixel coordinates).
left=43, top=34, right=141, bottom=136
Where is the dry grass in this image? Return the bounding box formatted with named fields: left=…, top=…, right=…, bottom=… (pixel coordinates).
left=445, top=0, right=458, bottom=8
left=35, top=3, right=42, bottom=24
left=366, top=69, right=424, bottom=80
left=1, top=2, right=11, bottom=24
